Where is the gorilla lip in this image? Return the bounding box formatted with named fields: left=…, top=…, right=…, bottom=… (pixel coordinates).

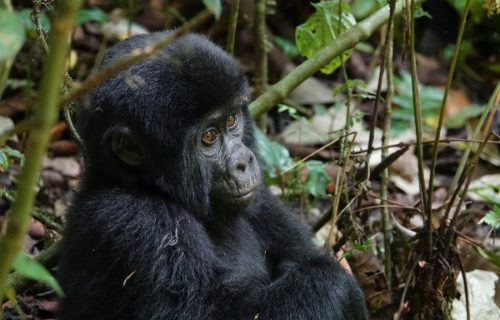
left=231, top=187, right=257, bottom=200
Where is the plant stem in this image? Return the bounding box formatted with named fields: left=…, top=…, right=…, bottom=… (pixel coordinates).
left=443, top=82, right=500, bottom=222
left=254, top=0, right=268, bottom=131
left=407, top=0, right=429, bottom=257
left=381, top=0, right=396, bottom=294
left=226, top=0, right=240, bottom=54
left=0, top=0, right=84, bottom=298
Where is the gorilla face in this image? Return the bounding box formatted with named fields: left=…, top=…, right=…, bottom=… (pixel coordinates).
left=195, top=108, right=261, bottom=208
left=78, top=33, right=260, bottom=216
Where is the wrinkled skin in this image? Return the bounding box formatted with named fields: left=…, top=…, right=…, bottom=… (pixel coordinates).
left=58, top=32, right=368, bottom=320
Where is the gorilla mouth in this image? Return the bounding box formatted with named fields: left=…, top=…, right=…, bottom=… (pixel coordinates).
left=229, top=186, right=258, bottom=203
left=233, top=188, right=256, bottom=199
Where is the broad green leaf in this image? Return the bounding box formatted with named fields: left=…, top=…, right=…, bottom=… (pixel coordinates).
left=0, top=9, right=25, bottom=60
left=304, top=160, right=331, bottom=197
left=77, top=8, right=109, bottom=25
left=13, top=251, right=64, bottom=297
left=202, top=0, right=222, bottom=19
left=295, top=1, right=356, bottom=74
left=255, top=128, right=293, bottom=181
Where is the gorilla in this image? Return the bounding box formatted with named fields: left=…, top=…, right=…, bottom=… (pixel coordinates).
left=58, top=32, right=367, bottom=320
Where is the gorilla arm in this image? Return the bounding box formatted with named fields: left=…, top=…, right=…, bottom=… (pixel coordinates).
left=247, top=188, right=368, bottom=320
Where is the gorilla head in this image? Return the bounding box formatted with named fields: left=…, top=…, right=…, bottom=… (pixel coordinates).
left=77, top=33, right=261, bottom=217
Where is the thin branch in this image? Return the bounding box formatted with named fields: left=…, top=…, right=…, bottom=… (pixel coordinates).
left=254, top=0, right=268, bottom=131
left=407, top=0, right=429, bottom=256
left=456, top=253, right=471, bottom=320
left=381, top=0, right=397, bottom=294
left=365, top=0, right=396, bottom=176
left=326, top=133, right=357, bottom=249
left=226, top=0, right=240, bottom=54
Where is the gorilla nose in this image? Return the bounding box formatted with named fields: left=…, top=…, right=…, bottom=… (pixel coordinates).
left=228, top=147, right=257, bottom=183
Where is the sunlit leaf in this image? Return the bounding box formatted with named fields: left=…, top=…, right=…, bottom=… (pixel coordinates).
left=295, top=1, right=356, bottom=74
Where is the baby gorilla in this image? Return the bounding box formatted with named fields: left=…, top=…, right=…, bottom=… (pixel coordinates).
left=58, top=32, right=367, bottom=320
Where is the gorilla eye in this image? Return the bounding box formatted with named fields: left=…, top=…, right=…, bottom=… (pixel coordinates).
left=202, top=130, right=218, bottom=145
left=227, top=114, right=238, bottom=128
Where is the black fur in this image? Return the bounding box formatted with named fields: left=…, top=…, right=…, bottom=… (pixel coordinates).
left=58, top=32, right=367, bottom=320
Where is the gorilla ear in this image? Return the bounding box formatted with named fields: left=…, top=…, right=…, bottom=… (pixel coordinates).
left=110, top=127, right=143, bottom=166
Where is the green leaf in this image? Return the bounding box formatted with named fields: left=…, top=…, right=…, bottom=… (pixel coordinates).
left=13, top=251, right=64, bottom=297
left=202, top=0, right=222, bottom=19
left=277, top=104, right=300, bottom=120
left=446, top=105, right=485, bottom=129
left=479, top=206, right=500, bottom=228
left=295, top=1, right=356, bottom=74
left=255, top=128, right=293, bottom=181
left=304, top=160, right=331, bottom=197
left=76, top=8, right=109, bottom=25
left=0, top=9, right=25, bottom=60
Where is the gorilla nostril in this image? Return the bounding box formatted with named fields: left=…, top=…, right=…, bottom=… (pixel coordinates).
left=236, top=163, right=247, bottom=172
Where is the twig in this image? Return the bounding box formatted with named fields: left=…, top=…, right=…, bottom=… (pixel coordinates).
left=226, top=0, right=240, bottom=54
left=254, top=0, right=268, bottom=131
left=365, top=0, right=396, bottom=177
left=455, top=253, right=471, bottom=320
left=381, top=0, right=396, bottom=294
left=326, top=133, right=357, bottom=249
left=407, top=0, right=429, bottom=256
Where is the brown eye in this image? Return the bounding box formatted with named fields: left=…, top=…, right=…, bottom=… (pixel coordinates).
left=227, top=114, right=237, bottom=128
left=202, top=130, right=218, bottom=145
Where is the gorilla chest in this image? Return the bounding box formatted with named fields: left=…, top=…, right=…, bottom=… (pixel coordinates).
left=211, top=225, right=270, bottom=286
